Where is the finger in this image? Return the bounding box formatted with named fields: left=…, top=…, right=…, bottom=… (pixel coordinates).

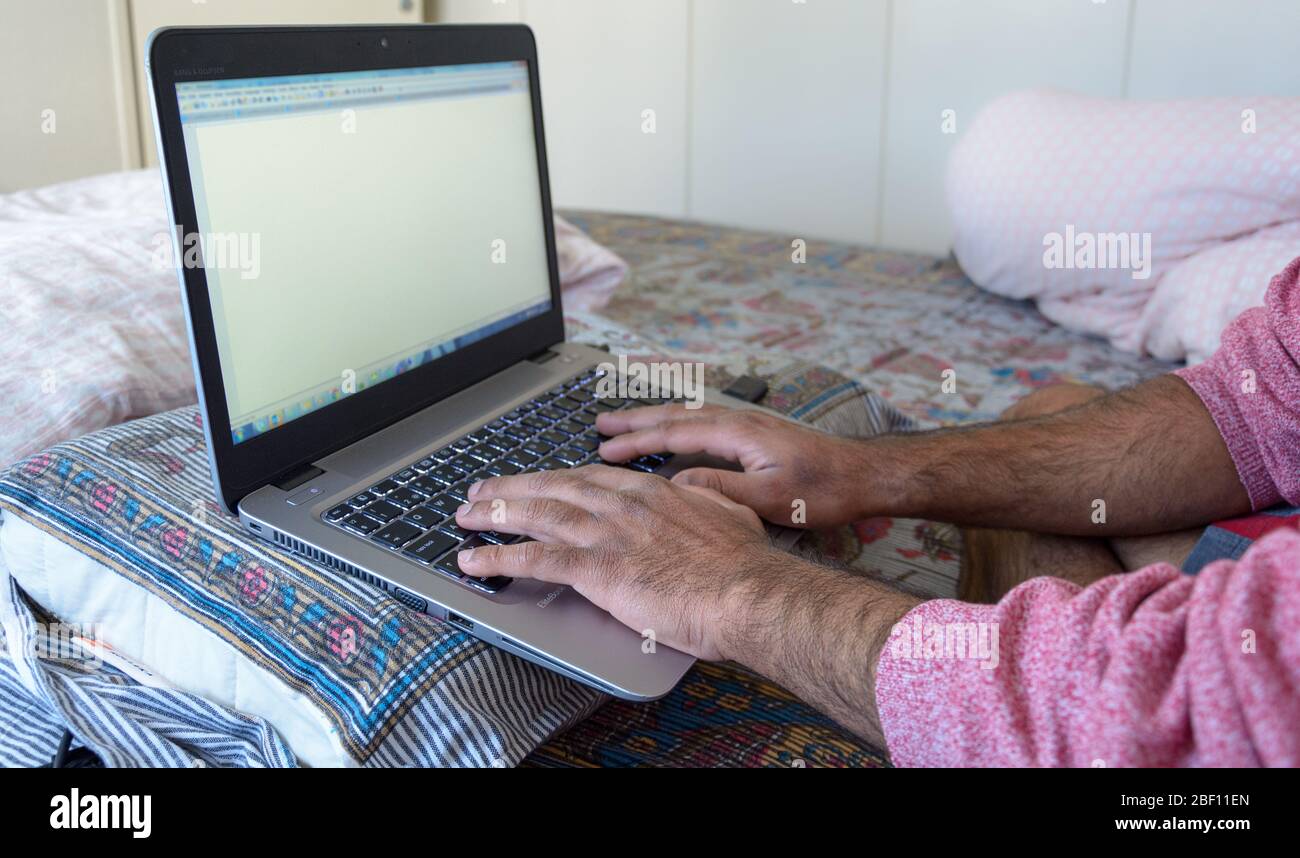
left=671, top=467, right=770, bottom=512
left=595, top=402, right=729, bottom=436
left=457, top=540, right=587, bottom=585
left=677, top=484, right=765, bottom=534
left=597, top=414, right=750, bottom=463
left=455, top=497, right=597, bottom=543
left=466, top=465, right=640, bottom=506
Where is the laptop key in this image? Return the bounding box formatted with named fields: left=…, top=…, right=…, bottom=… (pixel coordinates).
left=501, top=425, right=530, bottom=442
left=387, top=487, right=426, bottom=509
left=537, top=457, right=567, bottom=470
left=463, top=574, right=512, bottom=594
left=523, top=440, right=554, bottom=457
left=393, top=469, right=418, bottom=484
left=404, top=505, right=444, bottom=529
left=343, top=513, right=383, bottom=535
left=408, top=476, right=442, bottom=496
left=487, top=460, right=521, bottom=476
left=438, top=522, right=471, bottom=541
left=538, top=407, right=565, bottom=422
left=433, top=553, right=467, bottom=581
left=627, top=457, right=661, bottom=473
left=572, top=412, right=596, bottom=426
left=370, top=479, right=401, bottom=496
left=348, top=492, right=377, bottom=508
left=414, top=457, right=438, bottom=472
left=403, top=530, right=460, bottom=565
left=325, top=504, right=351, bottom=522
left=445, top=482, right=471, bottom=503
left=372, top=519, right=425, bottom=550
left=554, top=447, right=587, bottom=464
left=552, top=397, right=583, bottom=412
left=364, top=500, right=404, bottom=523
left=449, top=455, right=480, bottom=474
left=468, top=443, right=499, bottom=462
left=506, top=451, right=539, bottom=467
left=571, top=437, right=599, bottom=453
left=539, top=430, right=568, bottom=446
left=428, top=494, right=461, bottom=516
left=429, top=465, right=461, bottom=485
left=521, top=416, right=548, bottom=432
left=440, top=534, right=484, bottom=568
left=456, top=537, right=511, bottom=592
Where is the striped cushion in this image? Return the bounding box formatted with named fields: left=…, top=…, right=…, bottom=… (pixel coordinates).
left=0, top=352, right=899, bottom=766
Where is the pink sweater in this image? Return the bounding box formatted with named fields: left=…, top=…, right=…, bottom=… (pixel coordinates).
left=875, top=257, right=1300, bottom=767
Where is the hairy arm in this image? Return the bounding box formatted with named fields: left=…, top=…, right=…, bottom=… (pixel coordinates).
left=864, top=374, right=1249, bottom=535
left=720, top=555, right=919, bottom=748
left=599, top=373, right=1249, bottom=536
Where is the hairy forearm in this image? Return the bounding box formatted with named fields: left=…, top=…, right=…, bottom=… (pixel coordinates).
left=851, top=375, right=1250, bottom=536
left=721, top=554, right=919, bottom=749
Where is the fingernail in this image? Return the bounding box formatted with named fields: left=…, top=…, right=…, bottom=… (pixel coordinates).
left=458, top=548, right=475, bottom=563
left=468, top=481, right=481, bottom=499
left=456, top=503, right=470, bottom=516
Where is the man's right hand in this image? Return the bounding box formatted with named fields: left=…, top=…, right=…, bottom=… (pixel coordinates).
left=595, top=404, right=881, bottom=529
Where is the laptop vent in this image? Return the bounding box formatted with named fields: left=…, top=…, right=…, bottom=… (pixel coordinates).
left=270, top=529, right=387, bottom=591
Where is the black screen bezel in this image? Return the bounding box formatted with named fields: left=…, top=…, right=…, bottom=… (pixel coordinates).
left=148, top=25, right=565, bottom=512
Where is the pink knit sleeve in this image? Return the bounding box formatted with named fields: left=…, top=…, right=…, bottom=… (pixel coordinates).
left=1174, top=256, right=1300, bottom=510
left=874, top=527, right=1300, bottom=767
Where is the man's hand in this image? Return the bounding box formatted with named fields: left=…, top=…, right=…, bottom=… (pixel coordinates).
left=595, top=404, right=883, bottom=529
left=454, top=464, right=781, bottom=661
left=453, top=463, right=918, bottom=746
left=596, top=376, right=1251, bottom=537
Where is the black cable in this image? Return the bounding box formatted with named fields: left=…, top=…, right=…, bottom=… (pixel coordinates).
left=51, top=729, right=71, bottom=768
left=40, top=729, right=104, bottom=768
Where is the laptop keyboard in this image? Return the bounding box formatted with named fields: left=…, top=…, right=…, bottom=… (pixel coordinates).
left=321, top=367, right=677, bottom=595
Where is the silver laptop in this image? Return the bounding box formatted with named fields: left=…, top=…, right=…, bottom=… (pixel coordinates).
left=148, top=25, right=790, bottom=701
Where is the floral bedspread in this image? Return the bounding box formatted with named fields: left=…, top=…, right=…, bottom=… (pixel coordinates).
left=565, top=211, right=1174, bottom=427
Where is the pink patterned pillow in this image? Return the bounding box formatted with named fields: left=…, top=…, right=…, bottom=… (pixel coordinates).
left=947, top=90, right=1300, bottom=363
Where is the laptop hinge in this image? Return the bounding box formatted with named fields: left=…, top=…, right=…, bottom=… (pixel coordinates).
left=273, top=464, right=324, bottom=492
left=527, top=346, right=559, bottom=364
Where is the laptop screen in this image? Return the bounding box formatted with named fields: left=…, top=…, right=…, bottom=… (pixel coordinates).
left=174, top=61, right=553, bottom=445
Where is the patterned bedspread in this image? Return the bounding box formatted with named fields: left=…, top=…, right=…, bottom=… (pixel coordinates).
left=524, top=212, right=1175, bottom=768
left=566, top=211, right=1173, bottom=425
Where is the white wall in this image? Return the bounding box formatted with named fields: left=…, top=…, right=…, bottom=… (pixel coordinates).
left=0, top=0, right=423, bottom=192
left=6, top=1, right=1297, bottom=252
left=129, top=0, right=423, bottom=166
left=439, top=0, right=1300, bottom=254
left=0, top=0, right=139, bottom=193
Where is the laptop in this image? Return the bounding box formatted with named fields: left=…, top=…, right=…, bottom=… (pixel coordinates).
left=147, top=25, right=791, bottom=701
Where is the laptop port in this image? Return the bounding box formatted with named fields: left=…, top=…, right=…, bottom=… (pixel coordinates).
left=392, top=587, right=428, bottom=613
left=445, top=612, right=474, bottom=633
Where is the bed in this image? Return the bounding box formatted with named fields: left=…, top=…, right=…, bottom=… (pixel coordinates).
left=0, top=182, right=1174, bottom=767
